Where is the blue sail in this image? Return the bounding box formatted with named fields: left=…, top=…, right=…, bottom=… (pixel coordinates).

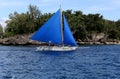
left=31, top=9, right=62, bottom=45
left=63, top=15, right=77, bottom=46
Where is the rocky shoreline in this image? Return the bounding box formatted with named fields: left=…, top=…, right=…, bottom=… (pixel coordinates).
left=0, top=34, right=120, bottom=45
left=0, top=34, right=40, bottom=45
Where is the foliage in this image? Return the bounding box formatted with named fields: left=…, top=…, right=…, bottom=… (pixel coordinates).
left=4, top=5, right=120, bottom=40
left=5, top=5, right=42, bottom=36
left=0, top=24, right=3, bottom=38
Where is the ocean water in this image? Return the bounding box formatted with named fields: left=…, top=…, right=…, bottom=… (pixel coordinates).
left=0, top=45, right=120, bottom=79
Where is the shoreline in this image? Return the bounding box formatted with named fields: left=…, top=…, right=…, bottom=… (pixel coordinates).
left=0, top=41, right=120, bottom=46
left=0, top=34, right=120, bottom=46
left=77, top=41, right=120, bottom=45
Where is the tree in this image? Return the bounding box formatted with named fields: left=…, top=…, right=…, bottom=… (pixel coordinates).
left=4, top=5, right=120, bottom=40
left=85, top=14, right=104, bottom=33
left=116, top=20, right=120, bottom=31
left=5, top=5, right=42, bottom=36
left=108, top=29, right=120, bottom=39
left=0, top=24, right=3, bottom=38
left=27, top=5, right=42, bottom=32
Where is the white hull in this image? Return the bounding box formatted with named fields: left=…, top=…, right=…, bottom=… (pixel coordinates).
left=36, top=46, right=77, bottom=51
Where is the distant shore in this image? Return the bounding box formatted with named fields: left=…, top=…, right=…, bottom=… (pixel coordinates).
left=0, top=34, right=120, bottom=46
left=77, top=41, right=120, bottom=45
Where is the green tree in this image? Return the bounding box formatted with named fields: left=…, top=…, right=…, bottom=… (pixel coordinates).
left=116, top=20, right=120, bottom=31
left=5, top=5, right=42, bottom=36
left=4, top=5, right=120, bottom=41
left=85, top=14, right=104, bottom=33
left=108, top=29, right=120, bottom=39
left=27, top=5, right=42, bottom=32
left=0, top=24, right=3, bottom=38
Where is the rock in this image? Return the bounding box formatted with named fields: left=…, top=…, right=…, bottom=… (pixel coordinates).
left=0, top=34, right=120, bottom=45
left=0, top=34, right=42, bottom=45
left=91, top=33, right=106, bottom=42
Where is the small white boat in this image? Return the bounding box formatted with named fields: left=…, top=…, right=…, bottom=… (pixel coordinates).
left=36, top=46, right=77, bottom=51
left=30, top=7, right=77, bottom=51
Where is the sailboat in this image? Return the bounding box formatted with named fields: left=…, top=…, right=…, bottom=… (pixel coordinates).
left=30, top=7, right=77, bottom=51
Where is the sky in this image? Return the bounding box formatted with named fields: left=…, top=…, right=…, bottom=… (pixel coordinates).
left=0, top=0, right=120, bottom=28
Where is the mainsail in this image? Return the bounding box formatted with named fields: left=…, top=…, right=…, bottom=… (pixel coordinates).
left=31, top=9, right=62, bottom=45
left=31, top=9, right=77, bottom=46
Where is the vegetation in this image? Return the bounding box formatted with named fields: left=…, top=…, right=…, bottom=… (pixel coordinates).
left=4, top=5, right=120, bottom=41
left=0, top=24, right=3, bottom=38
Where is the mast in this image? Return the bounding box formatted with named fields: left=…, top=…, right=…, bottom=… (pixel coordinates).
left=60, top=5, right=64, bottom=46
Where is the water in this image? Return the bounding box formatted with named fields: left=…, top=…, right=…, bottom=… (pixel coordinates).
left=0, top=45, right=120, bottom=79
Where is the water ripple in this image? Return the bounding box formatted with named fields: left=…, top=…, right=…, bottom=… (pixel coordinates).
left=0, top=45, right=120, bottom=79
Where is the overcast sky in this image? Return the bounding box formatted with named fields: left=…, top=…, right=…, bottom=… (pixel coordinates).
left=0, top=0, right=120, bottom=28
